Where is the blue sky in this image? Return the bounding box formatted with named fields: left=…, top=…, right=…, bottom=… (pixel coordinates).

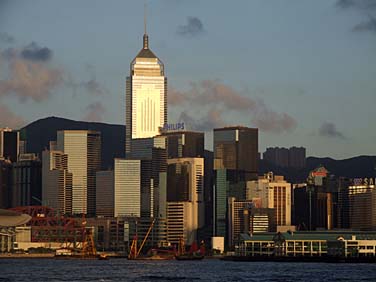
left=0, top=0, right=375, bottom=158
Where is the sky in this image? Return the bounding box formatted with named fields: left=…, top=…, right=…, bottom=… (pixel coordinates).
left=0, top=0, right=375, bottom=159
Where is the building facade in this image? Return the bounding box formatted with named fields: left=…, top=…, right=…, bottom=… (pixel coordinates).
left=57, top=130, right=101, bottom=215
left=42, top=150, right=72, bottom=214
left=348, top=179, right=376, bottom=230
left=227, top=197, right=253, bottom=247
left=166, top=158, right=204, bottom=245
left=247, top=173, right=292, bottom=227
left=0, top=159, right=12, bottom=209
left=11, top=154, right=42, bottom=207
left=0, top=128, right=19, bottom=163
left=114, top=159, right=141, bottom=218
left=125, top=30, right=167, bottom=156
left=263, top=146, right=306, bottom=169
left=96, top=170, right=114, bottom=217
left=214, top=126, right=258, bottom=181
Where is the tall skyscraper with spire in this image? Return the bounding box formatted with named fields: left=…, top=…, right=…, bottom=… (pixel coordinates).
left=125, top=18, right=167, bottom=156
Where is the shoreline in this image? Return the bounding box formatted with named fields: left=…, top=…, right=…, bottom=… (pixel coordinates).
left=0, top=253, right=55, bottom=259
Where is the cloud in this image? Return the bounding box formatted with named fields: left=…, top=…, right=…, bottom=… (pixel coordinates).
left=177, top=16, right=205, bottom=37
left=0, top=103, right=25, bottom=129
left=319, top=122, right=345, bottom=139
left=20, top=42, right=52, bottom=62
left=80, top=64, right=107, bottom=96
left=169, top=80, right=297, bottom=133
left=353, top=15, right=376, bottom=32
left=336, top=0, right=376, bottom=34
left=336, top=0, right=376, bottom=10
left=0, top=56, right=63, bottom=102
left=0, top=32, right=15, bottom=44
left=179, top=109, right=225, bottom=132
left=251, top=100, right=297, bottom=134
left=82, top=79, right=107, bottom=96
left=0, top=42, right=62, bottom=102
left=83, top=102, right=106, bottom=122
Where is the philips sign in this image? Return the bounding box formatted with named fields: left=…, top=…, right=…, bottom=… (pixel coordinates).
left=161, top=122, right=185, bottom=132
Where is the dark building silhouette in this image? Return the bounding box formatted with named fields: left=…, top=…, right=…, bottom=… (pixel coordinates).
left=0, top=128, right=19, bottom=163
left=293, top=167, right=351, bottom=231
left=167, top=162, right=189, bottom=202
left=161, top=131, right=204, bottom=159
left=263, top=146, right=306, bottom=169
left=11, top=154, right=42, bottom=207
left=214, top=126, right=258, bottom=181
left=0, top=159, right=13, bottom=209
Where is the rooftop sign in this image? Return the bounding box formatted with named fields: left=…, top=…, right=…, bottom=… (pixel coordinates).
left=161, top=122, right=185, bottom=132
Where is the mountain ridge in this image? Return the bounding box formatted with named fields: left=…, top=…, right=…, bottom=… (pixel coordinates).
left=21, top=117, right=376, bottom=180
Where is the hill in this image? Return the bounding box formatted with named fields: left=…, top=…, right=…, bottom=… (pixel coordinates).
left=260, top=156, right=376, bottom=183
left=20, top=116, right=125, bottom=169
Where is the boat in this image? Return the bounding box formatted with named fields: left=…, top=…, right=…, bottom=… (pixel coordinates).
left=175, top=239, right=205, bottom=261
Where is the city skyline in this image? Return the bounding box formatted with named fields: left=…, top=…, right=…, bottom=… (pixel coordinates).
left=1, top=0, right=376, bottom=159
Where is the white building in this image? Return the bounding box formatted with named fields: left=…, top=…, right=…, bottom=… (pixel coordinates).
left=114, top=159, right=141, bottom=217
left=42, top=150, right=72, bottom=214
left=57, top=130, right=101, bottom=215
left=247, top=172, right=292, bottom=227
left=167, top=201, right=196, bottom=245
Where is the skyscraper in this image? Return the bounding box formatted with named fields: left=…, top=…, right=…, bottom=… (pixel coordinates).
left=42, top=150, right=72, bottom=214
left=0, top=159, right=12, bottom=209
left=12, top=153, right=42, bottom=207
left=161, top=131, right=204, bottom=159
left=114, top=159, right=142, bottom=217
left=125, top=26, right=167, bottom=156
left=214, top=126, right=258, bottom=181
left=166, top=157, right=204, bottom=245
left=0, top=128, right=19, bottom=163
left=57, top=130, right=101, bottom=215
left=96, top=170, right=114, bottom=217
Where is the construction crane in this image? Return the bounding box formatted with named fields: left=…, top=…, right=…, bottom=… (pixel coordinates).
left=128, top=218, right=156, bottom=259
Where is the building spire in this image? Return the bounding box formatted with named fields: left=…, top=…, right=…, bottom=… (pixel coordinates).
left=143, top=2, right=149, bottom=49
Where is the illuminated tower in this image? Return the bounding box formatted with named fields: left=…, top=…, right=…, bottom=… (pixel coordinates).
left=125, top=16, right=167, bottom=156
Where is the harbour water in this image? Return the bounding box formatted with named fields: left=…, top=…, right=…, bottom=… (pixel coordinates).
left=0, top=259, right=376, bottom=281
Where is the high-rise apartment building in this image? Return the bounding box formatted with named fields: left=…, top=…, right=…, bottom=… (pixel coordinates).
left=125, top=28, right=167, bottom=156
left=57, top=130, right=101, bottom=215
left=263, top=146, right=306, bottom=169
left=289, top=146, right=306, bottom=169
left=263, top=147, right=289, bottom=168
left=42, top=150, right=72, bottom=214
left=247, top=172, right=292, bottom=227
left=0, top=128, right=19, bottom=162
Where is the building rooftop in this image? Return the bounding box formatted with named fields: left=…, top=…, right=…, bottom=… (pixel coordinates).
left=240, top=231, right=376, bottom=242
left=214, top=126, right=258, bottom=131
left=0, top=209, right=31, bottom=227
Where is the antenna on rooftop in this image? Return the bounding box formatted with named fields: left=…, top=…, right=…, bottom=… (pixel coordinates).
left=143, top=0, right=149, bottom=49
left=144, top=1, right=147, bottom=35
